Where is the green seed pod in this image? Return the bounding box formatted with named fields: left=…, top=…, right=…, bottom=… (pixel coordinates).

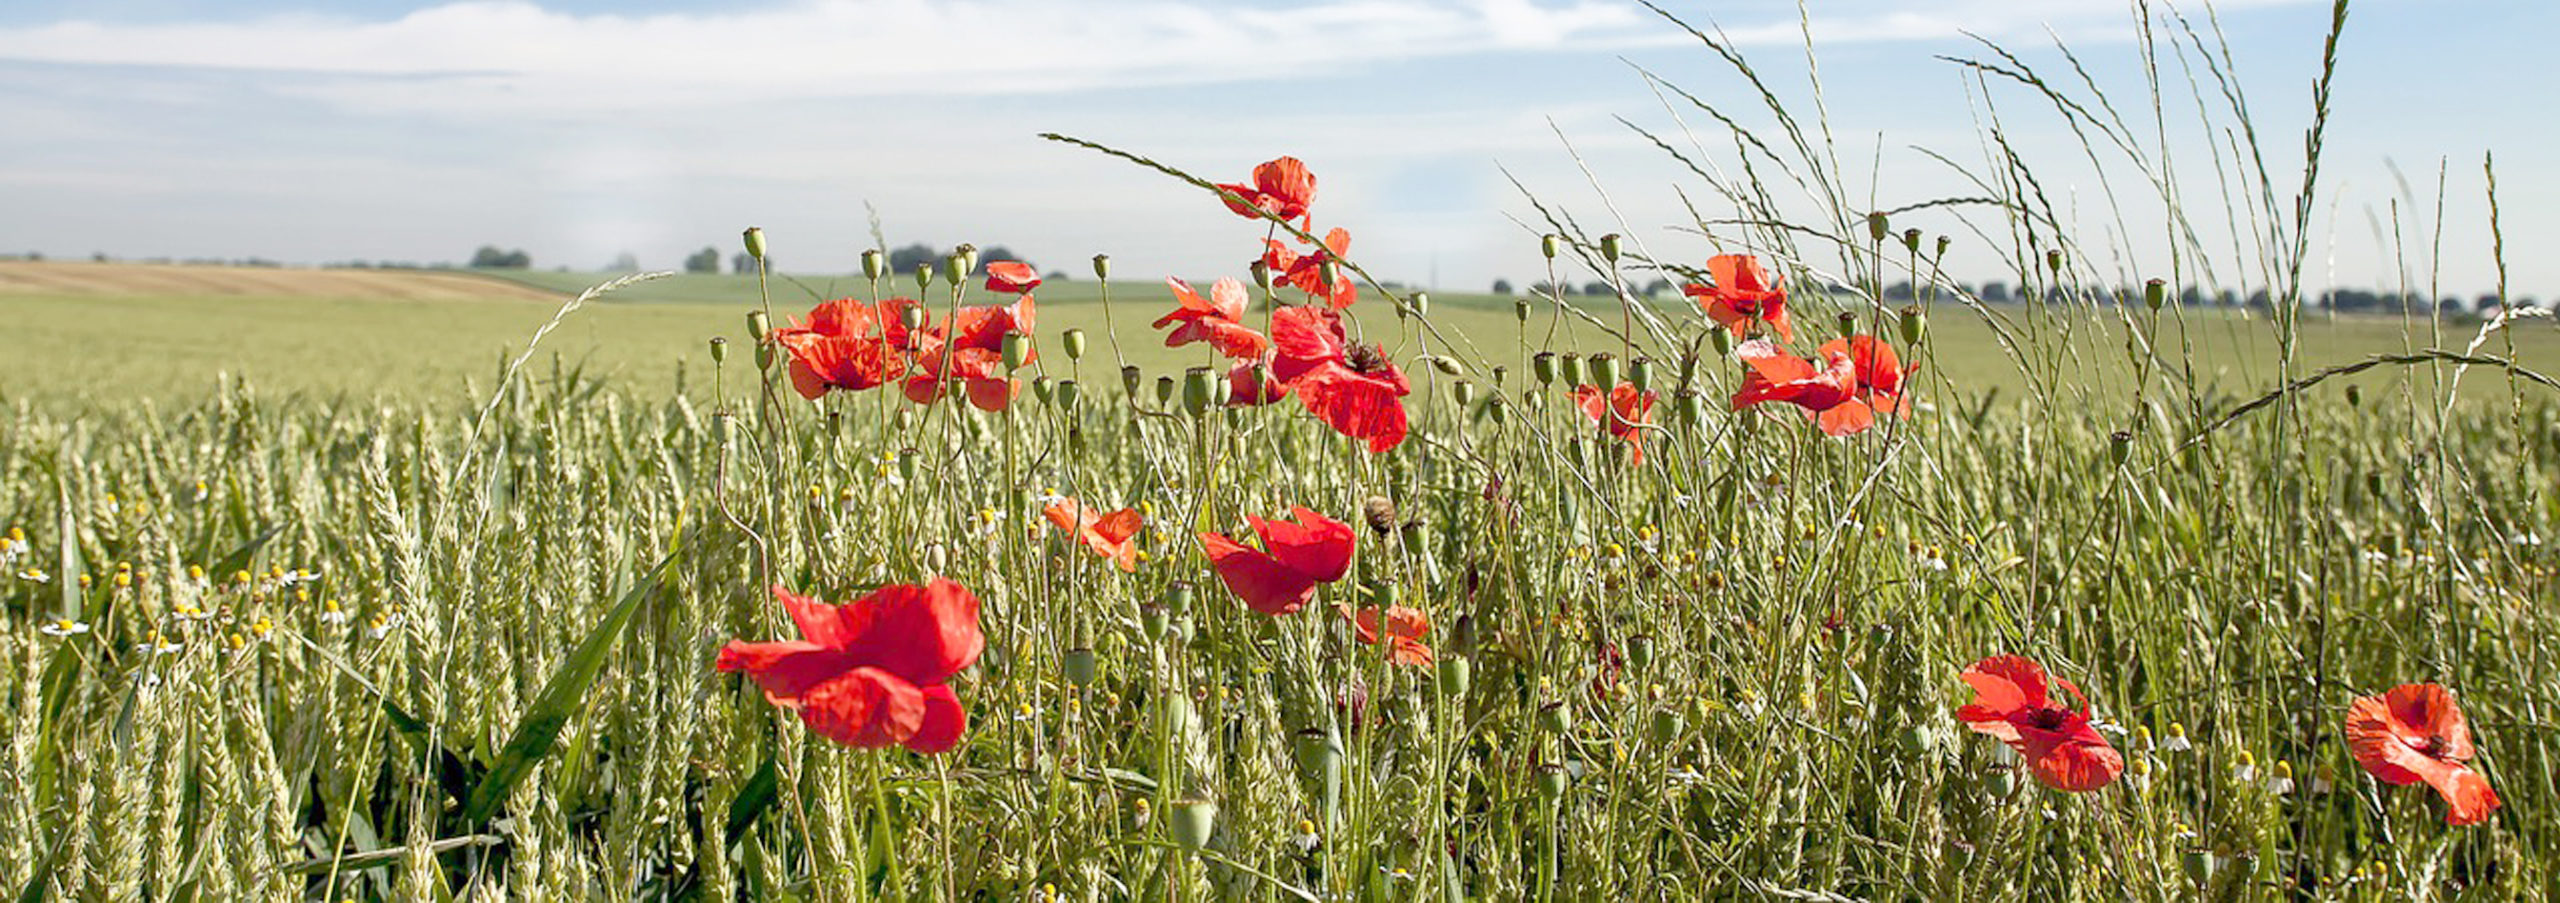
left=1250, top=259, right=1274, bottom=291
left=1428, top=355, right=1463, bottom=377
left=1063, top=647, right=1097, bottom=687
left=1626, top=634, right=1655, bottom=671
left=1513, top=297, right=1532, bottom=322
left=897, top=448, right=920, bottom=483
left=741, top=226, right=767, bottom=261
left=1139, top=603, right=1171, bottom=642
left=1531, top=352, right=1558, bottom=386
left=1153, top=375, right=1177, bottom=409
left=1056, top=379, right=1081, bottom=411
left=2109, top=430, right=2132, bottom=467
left=1536, top=764, right=1569, bottom=800
left=1486, top=395, right=1509, bottom=425
left=1675, top=390, right=1704, bottom=428
left=1560, top=353, right=1586, bottom=388
left=1318, top=259, right=1342, bottom=291
left=1934, top=234, right=1951, bottom=258
left=1709, top=327, right=1733, bottom=357
left=708, top=336, right=728, bottom=365
left=2144, top=278, right=2166, bottom=312
left=1566, top=437, right=1588, bottom=469
left=2045, top=248, right=2065, bottom=274
left=1031, top=376, right=1055, bottom=406
left=1002, top=331, right=1032, bottom=371
left=1453, top=380, right=1476, bottom=407
left=1182, top=366, right=1216, bottom=416
left=1294, top=728, right=1343, bottom=787
left=745, top=310, right=771, bottom=342
left=1409, top=291, right=1430, bottom=317
left=1650, top=709, right=1683, bottom=744
left=956, top=243, right=980, bottom=277
left=1898, top=305, right=1926, bottom=346
left=1901, top=228, right=1922, bottom=253
left=1540, top=234, right=1561, bottom=259
left=942, top=253, right=969, bottom=288
left=1599, top=233, right=1623, bottom=263
left=1491, top=365, right=1508, bottom=387
left=1062, top=328, right=1087, bottom=361
left=1120, top=365, right=1144, bottom=398
left=2180, top=849, right=2213, bottom=887
left=914, top=262, right=935, bottom=292
left=1586, top=353, right=1618, bottom=391
left=860, top=248, right=884, bottom=280
left=1836, top=311, right=1858, bottom=337
left=901, top=304, right=928, bottom=332
left=1538, top=700, right=1570, bottom=733
left=1437, top=655, right=1471, bottom=696
left=1169, top=800, right=1218, bottom=852
left=1866, top=212, right=1890, bottom=243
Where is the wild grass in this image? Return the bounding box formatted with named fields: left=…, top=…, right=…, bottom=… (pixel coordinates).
left=3, top=0, right=2557, bottom=900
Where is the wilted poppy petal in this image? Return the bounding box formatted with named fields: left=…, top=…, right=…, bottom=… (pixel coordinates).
left=904, top=683, right=968, bottom=754
left=798, top=666, right=927, bottom=748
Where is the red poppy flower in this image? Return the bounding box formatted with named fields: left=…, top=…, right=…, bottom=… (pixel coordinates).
left=1337, top=603, right=1432, bottom=666
left=1216, top=155, right=1317, bottom=225
left=1270, top=306, right=1410, bottom=453
left=983, top=260, right=1041, bottom=294
left=1729, top=336, right=1912, bottom=436
left=1043, top=497, right=1143, bottom=572
left=1956, top=655, right=2124, bottom=792
left=1197, top=506, right=1355, bottom=616
left=904, top=295, right=1034, bottom=411
left=1682, top=254, right=1792, bottom=342
left=715, top=579, right=984, bottom=753
left=770, top=297, right=928, bottom=400
left=1261, top=227, right=1357, bottom=309
left=1225, top=357, right=1291, bottom=406
left=2345, top=683, right=2501, bottom=825
left=1155, top=277, right=1270, bottom=359
left=1570, top=382, right=1658, bottom=464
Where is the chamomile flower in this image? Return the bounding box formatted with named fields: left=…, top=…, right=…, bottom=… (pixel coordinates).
left=2266, top=760, right=2294, bottom=795
left=368, top=613, right=399, bottom=639
left=39, top=619, right=90, bottom=637
left=2162, top=721, right=2192, bottom=753
left=18, top=567, right=50, bottom=584
left=319, top=599, right=351, bottom=625
left=144, top=629, right=182, bottom=655
left=2230, top=749, right=2256, bottom=783
left=2310, top=761, right=2335, bottom=796
left=1290, top=819, right=1321, bottom=854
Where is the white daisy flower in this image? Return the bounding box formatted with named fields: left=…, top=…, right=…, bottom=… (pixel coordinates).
left=39, top=619, right=89, bottom=637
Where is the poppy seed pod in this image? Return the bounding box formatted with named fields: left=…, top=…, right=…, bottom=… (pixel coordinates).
left=1586, top=354, right=1618, bottom=392
left=942, top=253, right=969, bottom=288
left=1651, top=709, right=1683, bottom=744
left=2144, top=278, right=2166, bottom=312
left=2045, top=248, right=2065, bottom=274
left=1491, top=365, right=1508, bottom=387
left=957, top=243, right=980, bottom=276
left=1182, top=366, right=1216, bottom=416
left=914, top=262, right=935, bottom=292
left=745, top=310, right=771, bottom=342
left=1169, top=800, right=1218, bottom=852
left=1139, top=603, right=1172, bottom=642
left=1531, top=352, right=1558, bottom=386
left=741, top=226, right=767, bottom=261
left=1437, top=656, right=1471, bottom=696
left=1153, top=375, right=1176, bottom=408
left=1362, top=496, right=1397, bottom=536
left=1625, top=633, right=1655, bottom=671
left=1410, top=292, right=1431, bottom=317
left=1061, top=328, right=1087, bottom=361
left=1536, top=763, right=1569, bottom=800
left=1002, top=331, right=1033, bottom=371
left=1541, top=234, right=1561, bottom=259
left=1453, top=380, right=1476, bottom=407
left=1901, top=228, right=1922, bottom=253
left=1513, top=298, right=1532, bottom=322
left=1599, top=233, right=1624, bottom=263
left=1674, top=390, right=1704, bottom=428
left=707, top=336, right=727, bottom=365
left=1537, top=701, right=1571, bottom=733
left=1089, top=253, right=1111, bottom=280
left=861, top=248, right=885, bottom=280
left=1898, top=305, right=1926, bottom=346
left=1560, top=353, right=1586, bottom=389
left=1486, top=395, right=1509, bottom=425
left=1628, top=356, right=1654, bottom=394
left=896, top=448, right=920, bottom=483
left=1709, top=327, right=1734, bottom=357
left=1836, top=311, right=1858, bottom=337
left=1934, top=234, right=1951, bottom=258
left=1397, top=519, right=1426, bottom=552
left=1031, top=376, right=1055, bottom=406
left=1427, top=355, right=1463, bottom=377
left=1055, top=379, right=1081, bottom=411
left=1867, top=212, right=1890, bottom=243
left=1063, top=647, right=1097, bottom=687
left=900, top=304, right=929, bottom=333
left=2109, top=430, right=2132, bottom=467
left=1119, top=365, right=1143, bottom=398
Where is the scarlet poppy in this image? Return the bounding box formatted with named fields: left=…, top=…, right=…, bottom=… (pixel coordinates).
left=1729, top=336, right=1911, bottom=436
left=770, top=297, right=928, bottom=400
left=1682, top=254, right=1792, bottom=342
left=715, top=579, right=983, bottom=753
left=1261, top=228, right=1357, bottom=309
left=1225, top=357, right=1291, bottom=406
left=1337, top=603, right=1432, bottom=666
left=1216, top=156, right=1317, bottom=225
left=984, top=260, right=1041, bottom=294
left=1197, top=506, right=1355, bottom=616
left=905, top=295, right=1034, bottom=411
left=1956, top=655, right=2124, bottom=792
left=1155, top=277, right=1271, bottom=359
left=1570, top=382, right=1658, bottom=463
left=2345, top=683, right=2501, bottom=825
left=1044, top=497, right=1144, bottom=572
left=1270, top=306, right=1410, bottom=453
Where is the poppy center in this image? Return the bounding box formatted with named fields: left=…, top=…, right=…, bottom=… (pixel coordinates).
left=2024, top=707, right=2072, bottom=731
left=2420, top=735, right=2450, bottom=758
left=1345, top=342, right=1390, bottom=375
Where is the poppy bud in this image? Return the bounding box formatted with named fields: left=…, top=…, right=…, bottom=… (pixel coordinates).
left=708, top=336, right=727, bottom=365
left=1566, top=437, right=1588, bottom=469
left=1436, top=656, right=1471, bottom=696
left=895, top=448, right=920, bottom=483
left=745, top=310, right=771, bottom=342
left=1153, top=375, right=1176, bottom=408
left=1449, top=613, right=1475, bottom=655
left=2045, top=248, right=2065, bottom=274
left=1453, top=380, right=1476, bottom=407
left=1541, top=234, right=1561, bottom=259
left=1319, top=259, right=1342, bottom=290
left=1708, top=328, right=1733, bottom=357
left=1836, top=311, right=1857, bottom=337
left=1409, top=292, right=1430, bottom=318
left=1061, top=328, right=1087, bottom=362
left=1397, top=520, right=1426, bottom=552
left=1674, top=390, right=1703, bottom=429
left=901, top=304, right=928, bottom=332
left=1531, top=352, right=1558, bottom=386
left=1181, top=366, right=1216, bottom=416
left=1587, top=354, right=1618, bottom=392
left=1055, top=379, right=1081, bottom=411
left=1901, top=228, right=1922, bottom=253
left=1513, top=298, right=1532, bottom=322
left=1560, top=353, right=1585, bottom=389
left=1650, top=709, right=1683, bottom=744
left=1002, top=331, right=1032, bottom=371
left=1031, top=376, right=1055, bottom=406
left=1536, top=763, right=1569, bottom=800
left=741, top=226, right=767, bottom=261
left=1625, top=633, right=1655, bottom=672
left=1063, top=647, right=1097, bottom=687
left=2144, top=278, right=2166, bottom=312
left=1294, top=727, right=1343, bottom=787
left=1121, top=365, right=1144, bottom=398
left=1898, top=305, right=1925, bottom=346
left=1427, top=355, right=1463, bottom=377
left=1068, top=424, right=1088, bottom=454
left=2344, top=383, right=2362, bottom=408
left=942, top=253, right=969, bottom=288
left=1676, top=352, right=1699, bottom=388
left=1250, top=259, right=1275, bottom=291
left=2109, top=430, right=2132, bottom=467
left=1486, top=395, right=1509, bottom=425
left=957, top=243, right=980, bottom=276
left=914, top=262, right=935, bottom=292
left=1599, top=233, right=1623, bottom=263
left=861, top=248, right=884, bottom=280
left=1169, top=799, right=1218, bottom=852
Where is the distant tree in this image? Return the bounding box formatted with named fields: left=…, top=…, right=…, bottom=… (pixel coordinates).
left=470, top=246, right=531, bottom=269
left=886, top=242, right=939, bottom=276
left=683, top=247, right=721, bottom=274
left=2475, top=293, right=2504, bottom=313
left=607, top=252, right=640, bottom=273
left=1979, top=281, right=2010, bottom=303
left=1885, top=280, right=1915, bottom=301
left=1582, top=280, right=1613, bottom=296
left=1641, top=278, right=1673, bottom=298
left=1043, top=270, right=1070, bottom=282
left=91, top=251, right=109, bottom=263
left=734, top=252, right=763, bottom=275
left=1491, top=278, right=1514, bottom=295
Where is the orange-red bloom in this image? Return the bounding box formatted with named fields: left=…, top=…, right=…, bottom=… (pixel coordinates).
left=1683, top=254, right=1792, bottom=342
left=1571, top=382, right=1658, bottom=463
left=1338, top=603, right=1432, bottom=666
left=2345, top=683, right=2501, bottom=826
left=1729, top=335, right=1912, bottom=436
left=1225, top=357, right=1291, bottom=406
left=716, top=579, right=983, bottom=753
left=1957, top=655, right=2124, bottom=792
left=905, top=295, right=1034, bottom=411
left=771, top=297, right=928, bottom=400
left=1271, top=306, right=1410, bottom=453
left=1261, top=227, right=1357, bottom=309
left=1198, top=506, right=1355, bottom=616
left=1217, top=156, right=1317, bottom=225
left=1044, top=497, right=1143, bottom=572
left=1155, top=277, right=1270, bottom=359
left=983, top=260, right=1041, bottom=294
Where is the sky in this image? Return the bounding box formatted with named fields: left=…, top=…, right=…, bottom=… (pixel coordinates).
left=0, top=0, right=2551, bottom=302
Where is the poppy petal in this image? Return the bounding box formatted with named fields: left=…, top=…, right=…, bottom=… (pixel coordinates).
left=904, top=683, right=969, bottom=754
left=1201, top=531, right=1320, bottom=615
left=843, top=578, right=985, bottom=688
left=798, top=666, right=927, bottom=748
left=715, top=640, right=856, bottom=706
left=1250, top=507, right=1356, bottom=584
left=1961, top=655, right=2051, bottom=714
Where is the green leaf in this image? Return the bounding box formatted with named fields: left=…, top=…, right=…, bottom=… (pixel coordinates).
left=459, top=551, right=675, bottom=827
left=725, top=756, right=779, bottom=847
left=209, top=524, right=285, bottom=583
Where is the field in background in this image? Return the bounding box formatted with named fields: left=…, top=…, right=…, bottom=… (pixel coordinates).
left=6, top=262, right=2550, bottom=412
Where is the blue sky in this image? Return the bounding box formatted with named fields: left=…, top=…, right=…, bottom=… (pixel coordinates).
left=0, top=0, right=2550, bottom=301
